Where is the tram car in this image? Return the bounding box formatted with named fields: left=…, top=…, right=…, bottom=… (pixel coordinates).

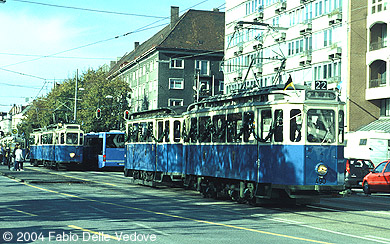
left=124, top=108, right=186, bottom=184
left=124, top=84, right=346, bottom=204
left=29, top=123, right=84, bottom=169
left=83, top=131, right=125, bottom=169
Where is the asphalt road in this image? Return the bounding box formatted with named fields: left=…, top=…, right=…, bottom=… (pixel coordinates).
left=1, top=164, right=390, bottom=244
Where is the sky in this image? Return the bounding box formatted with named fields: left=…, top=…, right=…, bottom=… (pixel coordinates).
left=0, top=0, right=225, bottom=113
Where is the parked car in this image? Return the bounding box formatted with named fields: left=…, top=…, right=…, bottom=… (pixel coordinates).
left=362, top=160, right=390, bottom=194
left=345, top=159, right=374, bottom=189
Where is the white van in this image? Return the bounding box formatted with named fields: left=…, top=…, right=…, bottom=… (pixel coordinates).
left=344, top=131, right=390, bottom=167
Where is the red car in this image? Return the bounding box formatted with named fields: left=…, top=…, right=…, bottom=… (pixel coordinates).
left=362, top=160, right=390, bottom=194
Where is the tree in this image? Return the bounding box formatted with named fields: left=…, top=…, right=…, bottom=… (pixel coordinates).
left=19, top=67, right=132, bottom=137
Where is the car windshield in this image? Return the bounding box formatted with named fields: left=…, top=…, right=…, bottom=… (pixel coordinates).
left=374, top=162, right=387, bottom=173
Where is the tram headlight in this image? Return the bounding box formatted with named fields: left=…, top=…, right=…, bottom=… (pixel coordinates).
left=69, top=153, right=76, bottom=158
left=315, top=163, right=328, bottom=176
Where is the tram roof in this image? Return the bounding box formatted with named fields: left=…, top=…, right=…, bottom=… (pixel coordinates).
left=128, top=107, right=186, bottom=120
left=187, top=84, right=342, bottom=112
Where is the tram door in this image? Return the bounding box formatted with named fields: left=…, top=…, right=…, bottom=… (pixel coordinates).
left=156, top=120, right=168, bottom=173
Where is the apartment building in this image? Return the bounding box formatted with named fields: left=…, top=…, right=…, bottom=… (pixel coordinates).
left=356, top=0, right=390, bottom=131
left=107, top=7, right=225, bottom=113
left=224, top=0, right=380, bottom=131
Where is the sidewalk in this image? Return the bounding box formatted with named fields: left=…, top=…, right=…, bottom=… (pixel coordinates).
left=0, top=164, right=86, bottom=184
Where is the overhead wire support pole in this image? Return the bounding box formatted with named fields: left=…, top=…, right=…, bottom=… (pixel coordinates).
left=74, top=69, right=78, bottom=122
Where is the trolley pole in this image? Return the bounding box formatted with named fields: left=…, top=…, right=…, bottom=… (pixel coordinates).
left=73, top=69, right=78, bottom=122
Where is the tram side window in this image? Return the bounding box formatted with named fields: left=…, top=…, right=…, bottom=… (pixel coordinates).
left=165, top=121, right=170, bottom=142
left=227, top=113, right=242, bottom=143
left=60, top=133, right=65, bottom=144
left=260, top=110, right=272, bottom=143
left=189, top=118, right=198, bottom=143
left=140, top=122, right=147, bottom=142
left=126, top=124, right=132, bottom=142
left=338, top=111, right=344, bottom=143
left=80, top=133, right=83, bottom=145
left=274, top=110, right=283, bottom=142
left=199, top=116, right=211, bottom=143
left=173, top=120, right=181, bottom=143
left=132, top=123, right=140, bottom=142
left=290, top=109, right=302, bottom=142
left=147, top=122, right=154, bottom=143
left=243, top=112, right=254, bottom=143
left=212, top=115, right=226, bottom=143
left=158, top=121, right=164, bottom=142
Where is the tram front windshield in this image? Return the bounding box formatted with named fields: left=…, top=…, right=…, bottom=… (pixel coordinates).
left=66, top=133, right=79, bottom=145
left=307, top=109, right=335, bottom=143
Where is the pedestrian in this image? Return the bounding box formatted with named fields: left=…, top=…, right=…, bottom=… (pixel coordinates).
left=0, top=145, right=3, bottom=165
left=14, top=144, right=24, bottom=171
left=5, top=146, right=10, bottom=169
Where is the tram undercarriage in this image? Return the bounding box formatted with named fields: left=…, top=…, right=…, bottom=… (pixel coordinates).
left=124, top=170, right=344, bottom=205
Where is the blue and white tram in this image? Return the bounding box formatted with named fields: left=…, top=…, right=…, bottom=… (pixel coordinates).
left=124, top=85, right=346, bottom=204
left=124, top=108, right=185, bottom=185
left=183, top=86, right=345, bottom=203
left=29, top=124, right=84, bottom=169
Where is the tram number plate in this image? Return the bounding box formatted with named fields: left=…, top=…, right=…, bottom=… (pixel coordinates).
left=315, top=80, right=327, bottom=90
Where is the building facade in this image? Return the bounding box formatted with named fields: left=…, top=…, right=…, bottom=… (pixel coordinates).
left=224, top=0, right=382, bottom=131
left=107, top=7, right=225, bottom=113
left=224, top=0, right=345, bottom=93
left=365, top=0, right=389, bottom=117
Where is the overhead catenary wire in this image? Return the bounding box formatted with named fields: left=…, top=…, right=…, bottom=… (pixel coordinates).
left=10, top=0, right=166, bottom=18
left=0, top=0, right=225, bottom=109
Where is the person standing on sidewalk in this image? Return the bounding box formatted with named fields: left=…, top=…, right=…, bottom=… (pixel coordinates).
left=14, top=144, right=24, bottom=171
left=0, top=145, right=4, bottom=165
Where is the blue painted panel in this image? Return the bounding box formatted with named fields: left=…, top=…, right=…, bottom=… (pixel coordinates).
left=30, top=146, right=38, bottom=160
left=304, top=145, right=341, bottom=186
left=133, top=143, right=156, bottom=171
left=125, top=144, right=134, bottom=170
left=102, top=148, right=125, bottom=167
left=185, top=144, right=258, bottom=181
left=42, top=145, right=55, bottom=161
left=55, top=145, right=83, bottom=163
left=166, top=144, right=183, bottom=173
left=156, top=144, right=167, bottom=172
left=258, top=144, right=305, bottom=185
left=257, top=144, right=341, bottom=186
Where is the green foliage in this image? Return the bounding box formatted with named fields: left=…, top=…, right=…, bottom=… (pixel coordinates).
left=20, top=67, right=131, bottom=136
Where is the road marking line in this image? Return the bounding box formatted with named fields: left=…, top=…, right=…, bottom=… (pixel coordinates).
left=133, top=223, right=169, bottom=236
left=307, top=205, right=340, bottom=212
left=268, top=218, right=303, bottom=225
left=366, top=236, right=390, bottom=242
left=19, top=181, right=332, bottom=244
left=6, top=207, right=37, bottom=217
left=28, top=167, right=117, bottom=187
left=68, top=225, right=120, bottom=241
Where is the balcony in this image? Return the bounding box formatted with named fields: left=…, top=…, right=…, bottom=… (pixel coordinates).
left=369, top=23, right=387, bottom=51
left=370, top=40, right=387, bottom=51
left=369, top=78, right=387, bottom=88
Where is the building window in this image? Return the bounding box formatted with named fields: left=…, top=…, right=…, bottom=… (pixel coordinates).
left=169, top=78, right=184, bottom=89
left=380, top=99, right=390, bottom=116
left=219, top=81, right=224, bottom=92
left=195, top=60, right=210, bottom=76
left=170, top=59, right=184, bottom=69
left=169, top=99, right=183, bottom=107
